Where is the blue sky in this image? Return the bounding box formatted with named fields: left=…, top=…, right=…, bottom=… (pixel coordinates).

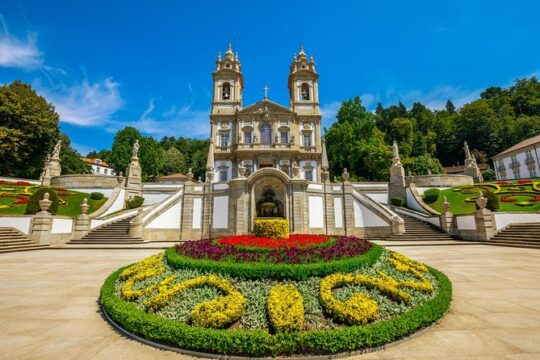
left=0, top=1, right=539, bottom=155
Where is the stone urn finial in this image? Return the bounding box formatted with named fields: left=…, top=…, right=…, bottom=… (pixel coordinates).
left=408, top=170, right=412, bottom=177
left=333, top=175, right=338, bottom=183
left=80, top=198, right=89, bottom=215
left=476, top=191, right=487, bottom=210
left=39, top=192, right=52, bottom=213
left=186, top=168, right=194, bottom=182
left=442, top=196, right=450, bottom=214
left=238, top=163, right=247, bottom=178
left=342, top=168, right=350, bottom=182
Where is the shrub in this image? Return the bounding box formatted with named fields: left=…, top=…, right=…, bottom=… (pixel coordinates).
left=481, top=169, right=496, bottom=181
left=423, top=188, right=440, bottom=204
left=90, top=192, right=104, bottom=200
left=253, top=218, right=289, bottom=239
left=485, top=190, right=499, bottom=211
left=126, top=195, right=144, bottom=209
left=390, top=196, right=404, bottom=207
left=25, top=187, right=59, bottom=214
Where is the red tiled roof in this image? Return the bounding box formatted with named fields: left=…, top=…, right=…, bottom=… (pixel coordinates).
left=159, top=173, right=187, bottom=180
left=494, top=134, right=540, bottom=158
left=82, top=158, right=112, bottom=168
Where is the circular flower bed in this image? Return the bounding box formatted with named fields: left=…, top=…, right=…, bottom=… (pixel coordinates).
left=100, top=235, right=452, bottom=357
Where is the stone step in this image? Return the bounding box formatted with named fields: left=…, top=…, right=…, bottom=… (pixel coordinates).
left=0, top=244, right=49, bottom=253
left=485, top=241, right=540, bottom=249
left=490, top=237, right=540, bottom=243
left=492, top=233, right=540, bottom=239
left=0, top=235, right=28, bottom=241
left=0, top=240, right=35, bottom=246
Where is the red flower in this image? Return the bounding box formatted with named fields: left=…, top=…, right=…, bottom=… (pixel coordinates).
left=217, top=234, right=330, bottom=249
left=518, top=179, right=532, bottom=185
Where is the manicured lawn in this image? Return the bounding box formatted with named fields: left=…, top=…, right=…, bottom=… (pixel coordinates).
left=427, top=179, right=540, bottom=215
left=0, top=181, right=107, bottom=217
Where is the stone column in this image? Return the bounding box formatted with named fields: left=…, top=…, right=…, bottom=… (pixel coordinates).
left=73, top=198, right=91, bottom=239
left=30, top=193, right=53, bottom=245
left=474, top=192, right=496, bottom=241
left=439, top=196, right=454, bottom=233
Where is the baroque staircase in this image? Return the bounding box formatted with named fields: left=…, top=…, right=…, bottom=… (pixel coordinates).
left=69, top=216, right=144, bottom=245
left=0, top=228, right=48, bottom=253
left=386, top=214, right=460, bottom=242
left=486, top=223, right=540, bottom=249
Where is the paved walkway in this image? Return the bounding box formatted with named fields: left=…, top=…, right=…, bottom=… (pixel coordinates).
left=0, top=245, right=539, bottom=360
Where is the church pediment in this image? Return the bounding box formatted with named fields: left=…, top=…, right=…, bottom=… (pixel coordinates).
left=240, top=99, right=293, bottom=114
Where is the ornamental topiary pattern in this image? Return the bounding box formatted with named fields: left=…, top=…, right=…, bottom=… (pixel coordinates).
left=253, top=218, right=289, bottom=238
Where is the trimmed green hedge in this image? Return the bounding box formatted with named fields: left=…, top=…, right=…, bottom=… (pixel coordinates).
left=99, top=265, right=452, bottom=357
left=423, top=188, right=440, bottom=204
left=391, top=196, right=404, bottom=207
left=165, top=244, right=384, bottom=280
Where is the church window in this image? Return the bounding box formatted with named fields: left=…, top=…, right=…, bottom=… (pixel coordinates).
left=303, top=134, right=312, bottom=147
left=222, top=82, right=231, bottom=100
left=244, top=131, right=252, bottom=144
left=220, top=132, right=229, bottom=147
left=261, top=123, right=272, bottom=145
left=96, top=166, right=100, bottom=174
left=301, top=83, right=310, bottom=100
left=280, top=131, right=289, bottom=144
left=305, top=168, right=313, bottom=181
left=219, top=169, right=228, bottom=182
left=104, top=169, right=108, bottom=175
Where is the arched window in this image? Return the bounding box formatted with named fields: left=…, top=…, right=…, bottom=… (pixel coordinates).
left=260, top=123, right=272, bottom=145
left=301, top=83, right=310, bottom=101
left=222, top=82, right=231, bottom=100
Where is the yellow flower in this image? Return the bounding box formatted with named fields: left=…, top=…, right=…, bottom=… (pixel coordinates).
left=267, top=284, right=304, bottom=332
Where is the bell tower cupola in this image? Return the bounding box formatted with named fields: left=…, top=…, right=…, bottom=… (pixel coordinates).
left=212, top=44, right=243, bottom=115
left=288, top=46, right=320, bottom=114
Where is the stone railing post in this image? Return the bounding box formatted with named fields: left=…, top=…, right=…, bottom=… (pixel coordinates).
left=73, top=198, right=91, bottom=239
left=129, top=208, right=144, bottom=238
left=439, top=196, right=454, bottom=233
left=391, top=215, right=405, bottom=235
left=30, top=192, right=53, bottom=244
left=474, top=191, right=496, bottom=241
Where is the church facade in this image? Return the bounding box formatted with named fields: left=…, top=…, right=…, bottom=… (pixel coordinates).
left=209, top=45, right=323, bottom=183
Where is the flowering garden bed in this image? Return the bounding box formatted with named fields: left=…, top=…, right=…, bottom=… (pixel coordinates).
left=0, top=180, right=107, bottom=216
left=428, top=179, right=540, bottom=214
left=100, top=234, right=451, bottom=357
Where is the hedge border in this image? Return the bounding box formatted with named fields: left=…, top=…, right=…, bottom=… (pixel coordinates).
left=165, top=244, right=383, bottom=280
left=99, top=263, right=452, bottom=357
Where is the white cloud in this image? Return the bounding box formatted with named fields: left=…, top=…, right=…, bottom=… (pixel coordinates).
left=320, top=101, right=341, bottom=128
left=0, top=16, right=43, bottom=70
left=38, top=78, right=125, bottom=126
left=109, top=100, right=209, bottom=139
left=71, top=142, right=95, bottom=156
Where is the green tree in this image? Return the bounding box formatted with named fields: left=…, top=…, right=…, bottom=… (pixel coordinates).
left=445, top=100, right=456, bottom=113
left=388, top=117, right=414, bottom=156
left=161, top=146, right=186, bottom=175
left=109, top=127, right=142, bottom=175
left=139, top=136, right=164, bottom=181
left=86, top=149, right=111, bottom=162
left=0, top=81, right=59, bottom=178
left=59, top=133, right=92, bottom=174
left=403, top=154, right=444, bottom=175
left=325, top=97, right=392, bottom=180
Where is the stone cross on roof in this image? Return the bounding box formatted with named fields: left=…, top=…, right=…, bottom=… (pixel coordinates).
left=262, top=85, right=269, bottom=99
